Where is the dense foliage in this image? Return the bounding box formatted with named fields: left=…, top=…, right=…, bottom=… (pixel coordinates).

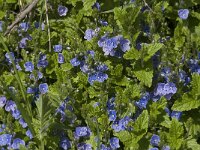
left=0, top=0, right=200, bottom=149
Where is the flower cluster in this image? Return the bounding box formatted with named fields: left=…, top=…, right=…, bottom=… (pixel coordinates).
left=98, top=35, right=130, bottom=57
left=153, top=82, right=177, bottom=100
left=70, top=51, right=108, bottom=84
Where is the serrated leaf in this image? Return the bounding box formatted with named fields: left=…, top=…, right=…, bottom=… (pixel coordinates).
left=167, top=119, right=184, bottom=150
left=143, top=43, right=163, bottom=61
left=172, top=94, right=200, bottom=111
left=191, top=73, right=200, bottom=97
left=186, top=138, right=200, bottom=150
left=134, top=69, right=153, bottom=87
left=123, top=48, right=140, bottom=60
left=134, top=110, right=148, bottom=132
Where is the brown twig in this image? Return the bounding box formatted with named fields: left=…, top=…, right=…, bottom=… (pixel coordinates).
left=4, top=0, right=39, bottom=36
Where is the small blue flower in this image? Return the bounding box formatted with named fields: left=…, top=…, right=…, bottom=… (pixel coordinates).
left=26, top=129, right=33, bottom=139
left=110, top=137, right=120, bottom=149
left=11, top=109, right=21, bottom=120
left=0, top=21, right=3, bottom=32
left=19, top=22, right=29, bottom=31
left=11, top=138, right=25, bottom=149
left=24, top=61, right=34, bottom=72
left=19, top=118, right=27, bottom=128
left=77, top=143, right=92, bottom=150
left=99, top=20, right=108, bottom=26
left=58, top=53, right=65, bottom=64
left=96, top=64, right=108, bottom=72
left=87, top=50, right=95, bottom=58
left=60, top=138, right=71, bottom=150
left=171, top=111, right=182, bottom=120
left=0, top=96, right=7, bottom=107
left=5, top=52, right=15, bottom=63
left=108, top=110, right=117, bottom=121
left=92, top=2, right=100, bottom=11
left=107, top=97, right=115, bottom=110
left=100, top=144, right=111, bottom=150
left=26, top=87, right=35, bottom=94
left=162, top=145, right=170, bottom=150
left=119, top=37, right=130, bottom=52
left=5, top=100, right=16, bottom=112
left=149, top=148, right=159, bottom=150
left=53, top=45, right=63, bottom=53
left=37, top=60, right=48, bottom=68
left=58, top=5, right=68, bottom=16
left=178, top=9, right=189, bottom=20
left=84, top=29, right=97, bottom=41
left=80, top=62, right=90, bottom=73
left=150, top=134, right=160, bottom=146
left=75, top=127, right=91, bottom=137
left=112, top=120, right=125, bottom=132
left=39, top=83, right=48, bottom=94
left=135, top=93, right=150, bottom=109
left=0, top=134, right=12, bottom=146
left=19, top=38, right=28, bottom=49
left=70, top=57, right=81, bottom=66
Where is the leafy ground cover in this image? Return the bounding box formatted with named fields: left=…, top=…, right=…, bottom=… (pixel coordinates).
left=0, top=0, right=200, bottom=149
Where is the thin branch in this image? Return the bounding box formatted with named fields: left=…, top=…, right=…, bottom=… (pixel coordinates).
left=4, top=0, right=39, bottom=36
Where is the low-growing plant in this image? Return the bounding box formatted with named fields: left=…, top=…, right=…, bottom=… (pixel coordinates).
left=0, top=0, right=200, bottom=149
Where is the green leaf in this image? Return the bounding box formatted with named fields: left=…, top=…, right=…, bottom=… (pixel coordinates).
left=143, top=43, right=164, bottom=61
left=172, top=94, right=200, bottom=111
left=133, top=110, right=148, bottom=133
left=167, top=119, right=184, bottom=150
left=134, top=68, right=153, bottom=87
left=190, top=73, right=200, bottom=97
left=186, top=138, right=200, bottom=150
left=0, top=11, right=5, bottom=19
left=123, top=48, right=140, bottom=60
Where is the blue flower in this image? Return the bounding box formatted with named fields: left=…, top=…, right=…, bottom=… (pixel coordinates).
left=24, top=61, right=34, bottom=72
left=58, top=5, right=68, bottom=16
left=19, top=38, right=28, bottom=48
left=107, top=97, right=115, bottom=110
left=11, top=138, right=25, bottom=149
left=0, top=134, right=12, bottom=146
left=178, top=9, right=189, bottom=20
left=119, top=37, right=130, bottom=52
left=0, top=96, right=7, bottom=107
left=112, top=120, right=125, bottom=132
left=87, top=50, right=95, bottom=58
left=19, top=22, right=29, bottom=31
left=77, top=143, right=92, bottom=150
left=88, top=72, right=108, bottom=84
left=5, top=100, right=16, bottom=112
left=0, top=21, right=3, bottom=31
left=100, top=144, right=111, bottom=150
left=108, top=110, right=117, bottom=121
left=80, top=62, right=90, bottom=73
left=92, top=2, right=100, bottom=11
left=150, top=134, right=160, bottom=146
left=99, top=20, right=108, bottom=26
left=27, top=87, right=35, bottom=94
left=26, top=129, right=33, bottom=139
left=110, top=137, right=120, bottom=149
left=84, top=29, right=97, bottom=41
left=5, top=52, right=15, bottom=63
left=135, top=93, right=150, bottom=109
left=39, top=83, right=48, bottom=94
left=75, top=127, right=91, bottom=137
left=162, top=145, right=170, bottom=150
left=149, top=148, right=159, bottom=150
left=37, top=59, right=48, bottom=68
left=58, top=53, right=65, bottom=64
left=11, top=109, right=21, bottom=120
left=19, top=118, right=27, bottom=128
left=53, top=45, right=62, bottom=53
left=70, top=57, right=81, bottom=66
left=60, top=138, right=71, bottom=150
left=96, top=64, right=108, bottom=72
left=171, top=111, right=182, bottom=120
